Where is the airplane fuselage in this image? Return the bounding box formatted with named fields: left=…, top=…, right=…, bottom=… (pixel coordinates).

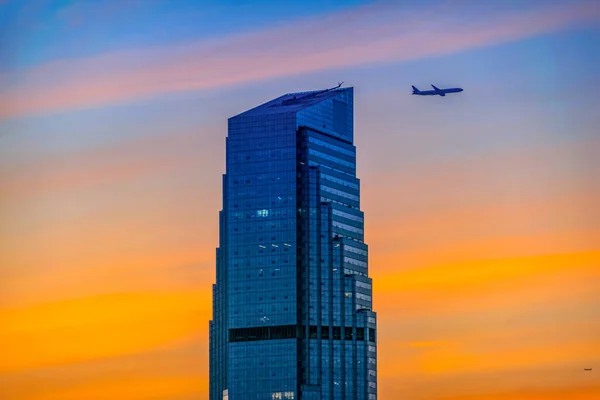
left=412, top=85, right=463, bottom=97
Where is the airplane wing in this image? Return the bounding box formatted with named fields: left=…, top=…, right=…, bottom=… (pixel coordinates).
left=431, top=84, right=445, bottom=96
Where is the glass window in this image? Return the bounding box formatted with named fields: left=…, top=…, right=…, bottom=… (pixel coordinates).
left=321, top=186, right=359, bottom=201
left=321, top=174, right=359, bottom=190
left=308, top=149, right=354, bottom=168
left=308, top=136, right=355, bottom=156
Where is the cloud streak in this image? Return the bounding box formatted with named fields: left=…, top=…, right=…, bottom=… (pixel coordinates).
left=0, top=290, right=209, bottom=374
left=2, top=0, right=600, bottom=119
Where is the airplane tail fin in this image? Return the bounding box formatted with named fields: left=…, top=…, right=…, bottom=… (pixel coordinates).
left=411, top=85, right=420, bottom=94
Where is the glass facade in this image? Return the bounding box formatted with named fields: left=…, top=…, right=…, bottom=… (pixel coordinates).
left=210, top=87, right=377, bottom=400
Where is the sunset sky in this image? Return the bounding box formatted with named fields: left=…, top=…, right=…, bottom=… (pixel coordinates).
left=1, top=0, right=599, bottom=399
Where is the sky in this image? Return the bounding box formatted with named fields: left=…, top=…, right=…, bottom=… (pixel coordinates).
left=1, top=0, right=599, bottom=399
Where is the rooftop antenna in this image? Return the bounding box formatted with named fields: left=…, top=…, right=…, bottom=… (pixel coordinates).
left=281, top=81, right=345, bottom=105
left=311, top=81, right=344, bottom=96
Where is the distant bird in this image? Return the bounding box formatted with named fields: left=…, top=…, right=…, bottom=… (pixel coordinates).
left=584, top=368, right=592, bottom=371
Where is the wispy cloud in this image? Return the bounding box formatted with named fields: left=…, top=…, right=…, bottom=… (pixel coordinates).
left=407, top=340, right=452, bottom=348
left=2, top=0, right=599, bottom=119
left=0, top=290, right=209, bottom=374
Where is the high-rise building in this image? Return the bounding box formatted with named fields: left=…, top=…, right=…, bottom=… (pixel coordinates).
left=209, top=87, right=377, bottom=400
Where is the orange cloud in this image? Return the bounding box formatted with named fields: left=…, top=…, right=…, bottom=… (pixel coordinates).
left=0, top=291, right=209, bottom=374
left=376, top=254, right=600, bottom=325
left=35, top=376, right=205, bottom=400
left=376, top=251, right=600, bottom=293
left=372, top=249, right=600, bottom=395
left=2, top=1, right=600, bottom=119
left=437, top=385, right=600, bottom=400
left=416, top=333, right=598, bottom=375
left=0, top=336, right=206, bottom=400
left=407, top=341, right=451, bottom=348
left=378, top=314, right=600, bottom=398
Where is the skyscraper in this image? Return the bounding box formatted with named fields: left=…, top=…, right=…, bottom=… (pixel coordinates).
left=209, top=87, right=377, bottom=400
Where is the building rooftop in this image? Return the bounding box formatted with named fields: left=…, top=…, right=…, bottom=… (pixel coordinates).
left=232, top=87, right=351, bottom=118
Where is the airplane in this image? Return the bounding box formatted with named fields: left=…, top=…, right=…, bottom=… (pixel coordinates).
left=584, top=368, right=592, bottom=371
left=412, top=84, right=463, bottom=97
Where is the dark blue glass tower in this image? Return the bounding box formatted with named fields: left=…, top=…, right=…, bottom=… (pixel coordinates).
left=210, top=87, right=377, bottom=400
